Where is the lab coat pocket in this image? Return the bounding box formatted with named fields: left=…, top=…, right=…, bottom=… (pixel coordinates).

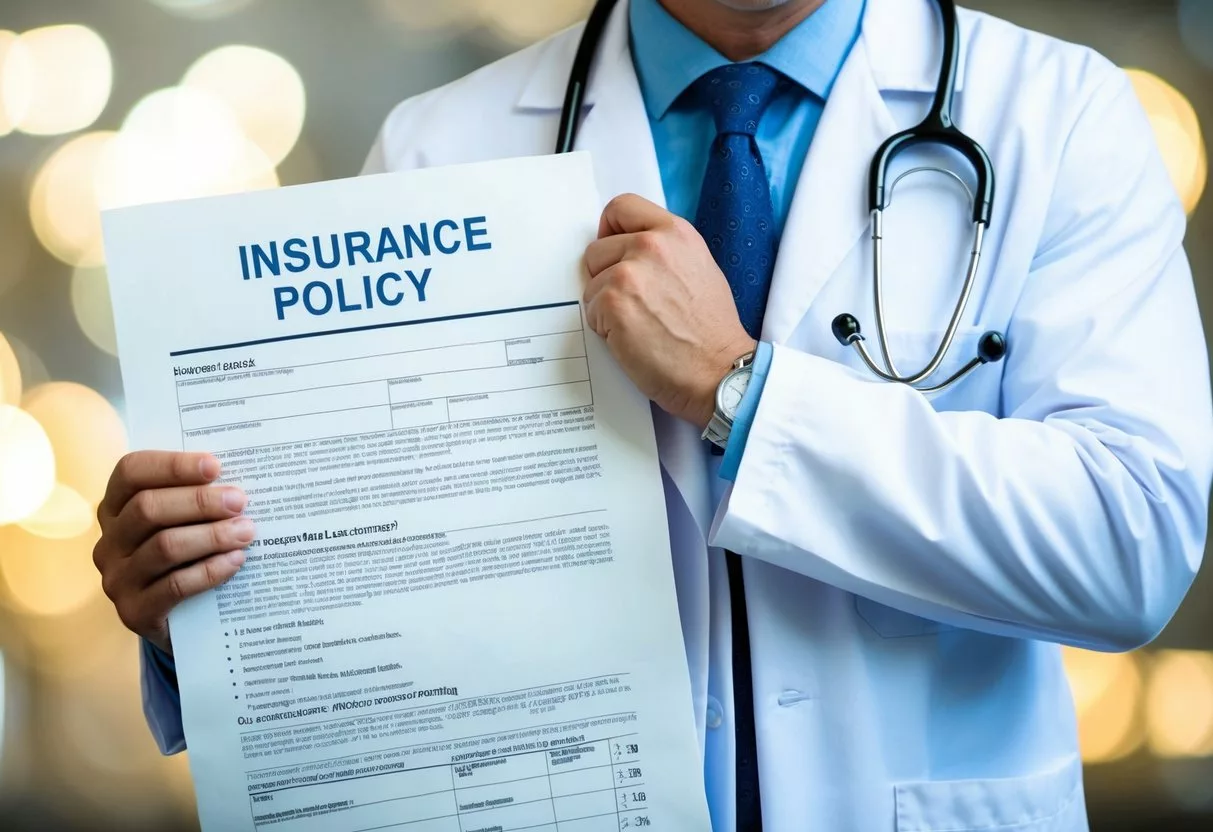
left=894, top=756, right=1084, bottom=832
left=874, top=327, right=999, bottom=414
left=854, top=596, right=954, bottom=638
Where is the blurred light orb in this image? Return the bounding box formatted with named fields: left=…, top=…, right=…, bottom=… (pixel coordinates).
left=28, top=131, right=117, bottom=268
left=12, top=594, right=130, bottom=680
left=98, top=86, right=277, bottom=209
left=1179, top=0, right=1213, bottom=73
left=1062, top=647, right=1144, bottom=764
left=277, top=138, right=323, bottom=187
left=0, top=522, right=101, bottom=617
left=4, top=334, right=49, bottom=391
left=147, top=0, right=254, bottom=19
left=70, top=266, right=119, bottom=357
left=372, top=0, right=480, bottom=33
left=0, top=333, right=20, bottom=406
left=476, top=0, right=594, bottom=44
left=1146, top=650, right=1213, bottom=757
left=22, top=382, right=127, bottom=508
left=0, top=404, right=56, bottom=525
left=183, top=45, right=306, bottom=166
left=10, top=25, right=111, bottom=136
left=19, top=482, right=94, bottom=540
left=0, top=30, right=32, bottom=136
left=1126, top=69, right=1206, bottom=215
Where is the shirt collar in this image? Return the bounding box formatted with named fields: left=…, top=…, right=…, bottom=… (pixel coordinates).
left=629, top=0, right=866, bottom=120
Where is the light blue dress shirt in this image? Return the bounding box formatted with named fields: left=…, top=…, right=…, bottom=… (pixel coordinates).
left=143, top=0, right=867, bottom=754
left=629, top=0, right=864, bottom=478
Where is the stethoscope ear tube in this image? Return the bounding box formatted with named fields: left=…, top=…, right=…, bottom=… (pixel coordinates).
left=869, top=130, right=995, bottom=226
left=555, top=0, right=619, bottom=154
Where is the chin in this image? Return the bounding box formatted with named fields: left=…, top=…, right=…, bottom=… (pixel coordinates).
left=710, top=0, right=795, bottom=9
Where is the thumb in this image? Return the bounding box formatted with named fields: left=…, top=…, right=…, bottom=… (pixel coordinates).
left=598, top=193, right=672, bottom=238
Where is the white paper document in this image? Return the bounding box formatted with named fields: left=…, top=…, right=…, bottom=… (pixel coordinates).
left=103, top=153, right=710, bottom=831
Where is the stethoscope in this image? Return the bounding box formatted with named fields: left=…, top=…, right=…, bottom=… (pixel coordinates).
left=556, top=0, right=1008, bottom=394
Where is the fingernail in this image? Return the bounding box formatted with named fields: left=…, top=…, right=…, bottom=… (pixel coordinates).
left=231, top=517, right=256, bottom=542
left=223, top=489, right=246, bottom=513
left=227, top=550, right=246, bottom=567
left=200, top=456, right=221, bottom=480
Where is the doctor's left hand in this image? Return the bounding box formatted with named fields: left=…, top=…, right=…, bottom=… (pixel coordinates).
left=583, top=194, right=756, bottom=430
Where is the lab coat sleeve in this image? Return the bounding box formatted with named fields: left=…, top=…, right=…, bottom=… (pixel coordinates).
left=140, top=638, right=186, bottom=755
left=712, top=68, right=1213, bottom=652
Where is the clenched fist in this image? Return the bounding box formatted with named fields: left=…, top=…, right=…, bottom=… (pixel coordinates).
left=583, top=194, right=756, bottom=430
left=93, top=451, right=255, bottom=655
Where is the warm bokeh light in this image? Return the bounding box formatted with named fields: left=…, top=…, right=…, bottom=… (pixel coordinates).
left=4, top=592, right=128, bottom=682
left=18, top=482, right=95, bottom=540
left=9, top=24, right=112, bottom=136
left=70, top=266, right=119, bottom=357
left=475, top=0, right=594, bottom=44
left=147, top=0, right=255, bottom=19
left=183, top=45, right=306, bottom=166
left=1062, top=646, right=1145, bottom=763
left=21, top=382, right=127, bottom=508
left=1146, top=650, right=1213, bottom=757
left=97, top=86, right=278, bottom=210
left=28, top=131, right=117, bottom=268
left=0, top=404, right=56, bottom=525
left=0, top=333, right=20, bottom=406
left=4, top=334, right=49, bottom=391
left=1127, top=68, right=1207, bottom=215
left=0, top=29, right=31, bottom=136
left=0, top=523, right=101, bottom=617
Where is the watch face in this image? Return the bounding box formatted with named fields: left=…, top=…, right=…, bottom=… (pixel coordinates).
left=718, top=369, right=751, bottom=420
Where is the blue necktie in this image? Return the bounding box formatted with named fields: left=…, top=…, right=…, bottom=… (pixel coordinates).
left=691, top=62, right=786, bottom=339
left=690, top=61, right=787, bottom=831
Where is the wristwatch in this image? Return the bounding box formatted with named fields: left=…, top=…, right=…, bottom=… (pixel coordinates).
left=702, top=351, right=756, bottom=450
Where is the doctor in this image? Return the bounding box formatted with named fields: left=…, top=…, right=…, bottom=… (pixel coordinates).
left=93, top=0, right=1212, bottom=829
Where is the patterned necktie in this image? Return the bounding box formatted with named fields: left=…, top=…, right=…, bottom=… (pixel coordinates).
left=691, top=62, right=788, bottom=831
left=690, top=62, right=786, bottom=339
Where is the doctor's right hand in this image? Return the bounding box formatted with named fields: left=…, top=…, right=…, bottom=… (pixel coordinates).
left=93, top=451, right=255, bottom=656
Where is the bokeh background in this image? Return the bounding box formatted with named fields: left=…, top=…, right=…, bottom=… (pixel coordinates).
left=0, top=0, right=1209, bottom=829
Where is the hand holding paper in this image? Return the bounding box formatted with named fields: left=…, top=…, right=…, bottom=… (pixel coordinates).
left=94, top=450, right=253, bottom=655
left=584, top=194, right=755, bottom=430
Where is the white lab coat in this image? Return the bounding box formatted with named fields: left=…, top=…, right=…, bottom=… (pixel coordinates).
left=143, top=0, right=1213, bottom=828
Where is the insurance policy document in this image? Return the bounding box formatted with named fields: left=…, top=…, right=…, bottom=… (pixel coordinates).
left=103, top=153, right=709, bottom=832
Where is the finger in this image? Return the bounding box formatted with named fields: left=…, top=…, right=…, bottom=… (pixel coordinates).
left=584, top=234, right=632, bottom=278
left=101, top=451, right=221, bottom=520
left=583, top=262, right=633, bottom=337
left=598, top=193, right=673, bottom=238
left=135, top=550, right=246, bottom=631
left=582, top=260, right=621, bottom=314
left=130, top=516, right=256, bottom=586
left=113, top=484, right=247, bottom=553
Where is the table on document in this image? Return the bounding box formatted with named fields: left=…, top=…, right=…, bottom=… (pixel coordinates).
left=248, top=729, right=651, bottom=832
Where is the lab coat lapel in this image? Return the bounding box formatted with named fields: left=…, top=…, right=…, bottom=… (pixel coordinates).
left=567, top=2, right=717, bottom=546
left=761, top=28, right=898, bottom=342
